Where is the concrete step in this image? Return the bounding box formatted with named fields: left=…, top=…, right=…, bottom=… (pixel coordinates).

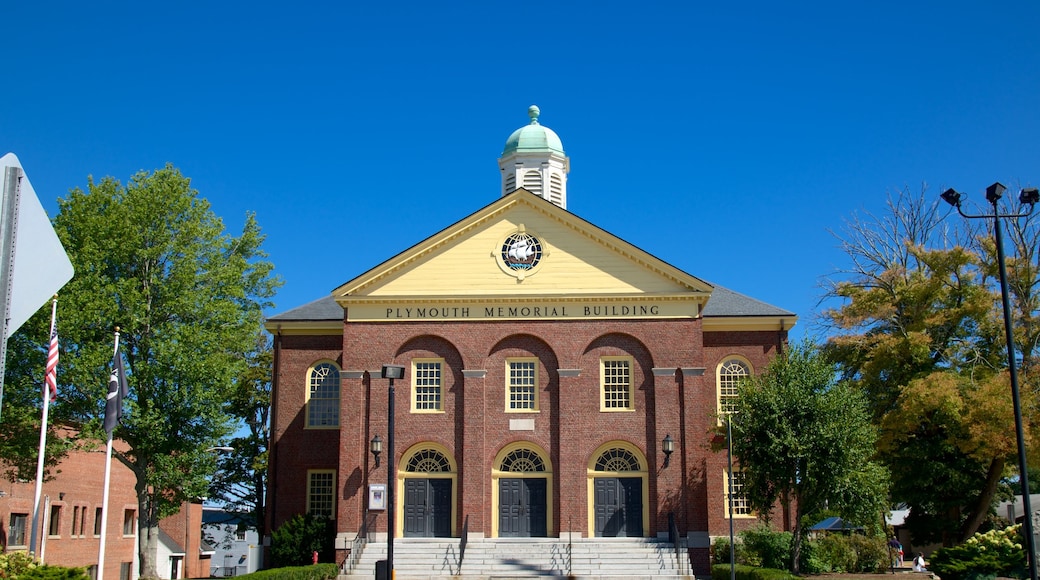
left=343, top=538, right=689, bottom=578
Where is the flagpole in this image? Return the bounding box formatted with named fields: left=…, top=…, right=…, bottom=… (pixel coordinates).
left=29, top=296, right=58, bottom=558
left=97, top=327, right=120, bottom=580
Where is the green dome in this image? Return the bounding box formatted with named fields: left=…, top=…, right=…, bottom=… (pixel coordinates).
left=502, top=105, right=565, bottom=156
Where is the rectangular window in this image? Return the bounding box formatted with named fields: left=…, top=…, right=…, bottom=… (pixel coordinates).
left=48, top=504, right=62, bottom=536
left=120, top=563, right=132, bottom=580
left=94, top=507, right=103, bottom=535
left=87, top=565, right=98, bottom=580
left=80, top=506, right=88, bottom=537
left=412, top=360, right=443, bottom=412
left=72, top=506, right=81, bottom=536
left=123, top=509, right=135, bottom=536
left=601, top=357, right=634, bottom=411
left=725, top=470, right=753, bottom=517
left=507, top=359, right=538, bottom=411
left=9, top=513, right=28, bottom=546
left=236, top=528, right=247, bottom=541
left=307, top=470, right=335, bottom=519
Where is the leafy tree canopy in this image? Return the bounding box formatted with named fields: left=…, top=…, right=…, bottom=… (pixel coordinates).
left=3, top=165, right=280, bottom=577
left=731, top=339, right=889, bottom=574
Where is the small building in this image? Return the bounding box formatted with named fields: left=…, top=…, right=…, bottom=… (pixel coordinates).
left=0, top=431, right=138, bottom=580
left=202, top=506, right=262, bottom=577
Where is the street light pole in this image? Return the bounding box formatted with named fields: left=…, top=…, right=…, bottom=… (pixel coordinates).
left=943, top=183, right=1040, bottom=580
left=727, top=414, right=736, bottom=580
left=381, top=364, right=405, bottom=580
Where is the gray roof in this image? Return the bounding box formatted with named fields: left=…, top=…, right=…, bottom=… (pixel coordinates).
left=266, top=284, right=792, bottom=323
left=700, top=283, right=794, bottom=318
left=267, top=294, right=343, bottom=322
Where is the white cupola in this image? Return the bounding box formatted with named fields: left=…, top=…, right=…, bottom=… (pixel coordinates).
left=499, top=105, right=570, bottom=209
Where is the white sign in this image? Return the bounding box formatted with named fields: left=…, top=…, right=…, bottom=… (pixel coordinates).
left=0, top=153, right=74, bottom=335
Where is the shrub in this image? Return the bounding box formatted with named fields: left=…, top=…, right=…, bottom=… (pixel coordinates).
left=710, top=563, right=796, bottom=580
left=233, top=564, right=339, bottom=580
left=269, top=513, right=336, bottom=567
left=0, top=552, right=38, bottom=578
left=806, top=533, right=888, bottom=573
left=18, top=565, right=91, bottom=580
left=741, top=526, right=792, bottom=570
left=712, top=536, right=750, bottom=565
left=929, top=524, right=1027, bottom=580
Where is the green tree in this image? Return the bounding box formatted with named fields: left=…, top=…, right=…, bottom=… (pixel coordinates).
left=209, top=330, right=271, bottom=539
left=823, top=187, right=1035, bottom=545
left=730, top=339, right=889, bottom=574
left=5, top=165, right=280, bottom=577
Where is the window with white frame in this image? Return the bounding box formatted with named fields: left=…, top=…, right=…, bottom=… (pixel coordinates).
left=601, top=357, right=634, bottom=411
left=507, top=359, right=538, bottom=411
left=307, top=362, right=340, bottom=428
left=412, top=360, right=443, bottom=412
left=725, top=470, right=752, bottom=516
left=718, top=358, right=750, bottom=417
left=308, top=470, right=336, bottom=518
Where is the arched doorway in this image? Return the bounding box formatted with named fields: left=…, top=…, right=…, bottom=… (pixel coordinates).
left=401, top=445, right=457, bottom=538
left=587, top=443, right=648, bottom=537
left=492, top=443, right=553, bottom=537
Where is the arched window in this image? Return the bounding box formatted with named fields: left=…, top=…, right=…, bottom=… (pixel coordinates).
left=522, top=170, right=542, bottom=196
left=594, top=447, right=641, bottom=472
left=718, top=358, right=751, bottom=416
left=500, top=448, right=546, bottom=472
left=307, top=362, right=340, bottom=428
left=406, top=449, right=452, bottom=473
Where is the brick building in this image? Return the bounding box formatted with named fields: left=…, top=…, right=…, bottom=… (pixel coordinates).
left=0, top=434, right=138, bottom=579
left=265, top=106, right=796, bottom=574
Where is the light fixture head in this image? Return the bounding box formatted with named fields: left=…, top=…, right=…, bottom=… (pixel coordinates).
left=381, top=364, right=405, bottom=380
left=662, top=434, right=675, bottom=467
left=1020, top=187, right=1040, bottom=206
left=941, top=188, right=963, bottom=207
left=986, top=182, right=1007, bottom=204
left=370, top=435, right=383, bottom=466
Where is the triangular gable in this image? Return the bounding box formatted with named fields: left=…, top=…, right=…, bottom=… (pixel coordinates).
left=334, top=190, right=713, bottom=322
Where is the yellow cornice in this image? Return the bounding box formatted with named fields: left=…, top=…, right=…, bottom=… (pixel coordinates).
left=702, top=315, right=798, bottom=333
left=263, top=321, right=343, bottom=336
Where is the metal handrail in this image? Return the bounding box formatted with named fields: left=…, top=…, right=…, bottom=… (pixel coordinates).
left=457, top=515, right=469, bottom=575
left=344, top=511, right=375, bottom=574
left=669, top=511, right=687, bottom=575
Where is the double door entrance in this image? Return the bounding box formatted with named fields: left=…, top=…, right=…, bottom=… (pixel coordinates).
left=593, top=477, right=643, bottom=537
left=498, top=478, right=547, bottom=537
left=403, top=478, right=452, bottom=537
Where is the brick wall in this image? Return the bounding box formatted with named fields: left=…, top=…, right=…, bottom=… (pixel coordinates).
left=268, top=317, right=788, bottom=574
left=0, top=436, right=137, bottom=578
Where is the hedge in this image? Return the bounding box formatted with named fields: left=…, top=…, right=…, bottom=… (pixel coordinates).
left=711, top=563, right=797, bottom=580
left=231, top=563, right=340, bottom=580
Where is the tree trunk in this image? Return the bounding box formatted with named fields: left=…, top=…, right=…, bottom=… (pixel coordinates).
left=139, top=522, right=161, bottom=578
left=791, top=494, right=804, bottom=574
left=959, top=456, right=1005, bottom=542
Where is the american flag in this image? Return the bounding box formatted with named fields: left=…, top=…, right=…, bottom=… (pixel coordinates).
left=44, top=324, right=58, bottom=402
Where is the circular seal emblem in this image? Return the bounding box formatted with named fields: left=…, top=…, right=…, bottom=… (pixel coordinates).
left=501, top=231, right=542, bottom=271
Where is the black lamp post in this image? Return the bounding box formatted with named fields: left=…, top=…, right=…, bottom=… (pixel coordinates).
left=380, top=364, right=405, bottom=579
left=942, top=182, right=1040, bottom=580
left=727, top=414, right=736, bottom=580
left=662, top=434, right=675, bottom=468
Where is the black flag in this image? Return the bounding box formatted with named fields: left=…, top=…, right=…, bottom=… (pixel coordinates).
left=103, top=348, right=129, bottom=434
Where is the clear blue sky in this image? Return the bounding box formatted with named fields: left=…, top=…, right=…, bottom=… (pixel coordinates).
left=4, top=2, right=1039, bottom=343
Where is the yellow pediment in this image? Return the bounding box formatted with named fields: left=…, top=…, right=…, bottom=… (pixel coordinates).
left=334, top=191, right=712, bottom=321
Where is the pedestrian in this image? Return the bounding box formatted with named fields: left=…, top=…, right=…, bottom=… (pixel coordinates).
left=913, top=553, right=927, bottom=573
left=888, top=536, right=903, bottom=567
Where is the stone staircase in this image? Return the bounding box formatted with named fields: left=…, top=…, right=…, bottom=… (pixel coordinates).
left=342, top=537, right=691, bottom=579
